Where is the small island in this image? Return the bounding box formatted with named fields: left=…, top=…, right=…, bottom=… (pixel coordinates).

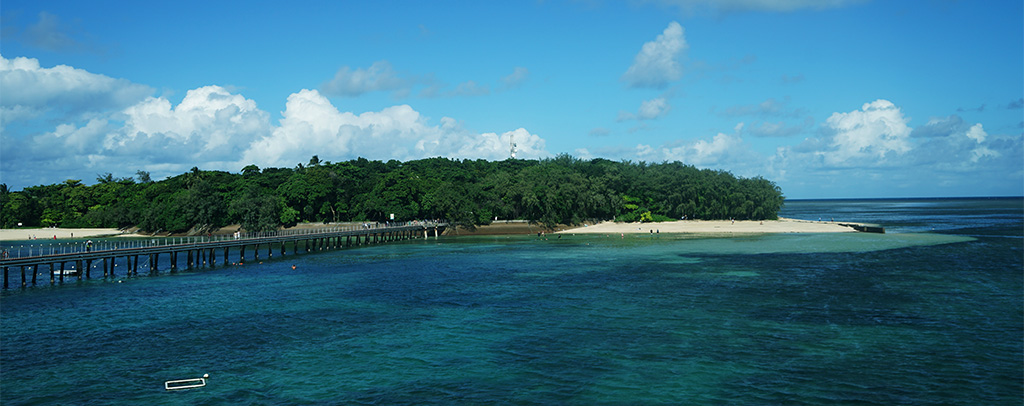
left=1, top=155, right=787, bottom=235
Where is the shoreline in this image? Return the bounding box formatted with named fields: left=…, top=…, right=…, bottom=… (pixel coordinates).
left=0, top=222, right=364, bottom=242
left=0, top=228, right=149, bottom=242
left=448, top=217, right=869, bottom=236
left=1, top=217, right=868, bottom=242
left=555, top=218, right=862, bottom=235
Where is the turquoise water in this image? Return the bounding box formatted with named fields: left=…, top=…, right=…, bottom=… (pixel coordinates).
left=2, top=198, right=1022, bottom=405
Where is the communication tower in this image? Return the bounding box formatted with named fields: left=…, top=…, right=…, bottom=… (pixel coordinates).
left=510, top=133, right=517, bottom=159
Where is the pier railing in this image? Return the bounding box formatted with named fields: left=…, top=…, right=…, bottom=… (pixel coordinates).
left=1, top=221, right=448, bottom=288
left=0, top=221, right=445, bottom=261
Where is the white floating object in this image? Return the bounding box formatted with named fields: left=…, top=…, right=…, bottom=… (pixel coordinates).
left=165, top=373, right=209, bottom=390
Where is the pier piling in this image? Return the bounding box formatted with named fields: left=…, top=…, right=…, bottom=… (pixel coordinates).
left=1, top=222, right=447, bottom=289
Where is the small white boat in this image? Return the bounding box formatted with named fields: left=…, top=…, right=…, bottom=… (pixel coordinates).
left=165, top=374, right=209, bottom=390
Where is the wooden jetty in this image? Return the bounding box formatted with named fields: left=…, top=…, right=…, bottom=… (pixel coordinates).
left=0, top=222, right=446, bottom=289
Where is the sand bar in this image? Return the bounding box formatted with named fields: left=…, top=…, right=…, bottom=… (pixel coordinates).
left=0, top=228, right=145, bottom=242
left=1, top=218, right=865, bottom=241
left=556, top=218, right=861, bottom=234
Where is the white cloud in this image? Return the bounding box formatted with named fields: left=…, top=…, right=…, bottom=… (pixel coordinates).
left=320, top=60, right=409, bottom=97
left=905, top=116, right=1002, bottom=165
left=242, top=89, right=546, bottom=167
left=456, top=128, right=546, bottom=160
left=638, top=97, right=671, bottom=120
left=501, top=67, right=529, bottom=89
left=633, top=122, right=756, bottom=173
left=636, top=144, right=657, bottom=158
left=965, top=123, right=987, bottom=143
left=0, top=54, right=152, bottom=121
left=618, top=97, right=671, bottom=121
left=14, top=85, right=272, bottom=181
left=22, top=118, right=114, bottom=161
left=964, top=124, right=998, bottom=163
left=0, top=105, right=44, bottom=129
left=767, top=101, right=1022, bottom=197
left=819, top=99, right=911, bottom=166
left=680, top=132, right=744, bottom=165
left=118, top=86, right=272, bottom=159
left=4, top=83, right=550, bottom=187
left=622, top=21, right=687, bottom=89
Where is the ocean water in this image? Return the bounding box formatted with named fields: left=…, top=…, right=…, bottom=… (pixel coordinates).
left=2, top=198, right=1021, bottom=405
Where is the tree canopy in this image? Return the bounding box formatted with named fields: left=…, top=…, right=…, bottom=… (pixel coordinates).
left=0, top=155, right=785, bottom=233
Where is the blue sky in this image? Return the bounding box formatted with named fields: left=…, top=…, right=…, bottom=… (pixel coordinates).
left=1, top=0, right=1021, bottom=199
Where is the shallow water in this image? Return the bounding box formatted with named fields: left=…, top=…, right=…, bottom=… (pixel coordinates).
left=2, top=198, right=1021, bottom=404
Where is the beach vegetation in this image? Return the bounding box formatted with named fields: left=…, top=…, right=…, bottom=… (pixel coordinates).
left=0, top=156, right=785, bottom=232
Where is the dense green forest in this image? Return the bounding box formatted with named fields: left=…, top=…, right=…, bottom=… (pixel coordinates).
left=0, top=155, right=784, bottom=233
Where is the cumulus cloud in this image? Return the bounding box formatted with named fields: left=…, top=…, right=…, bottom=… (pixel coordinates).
left=964, top=123, right=987, bottom=143
left=638, top=97, right=671, bottom=119
left=243, top=89, right=546, bottom=167
left=673, top=132, right=744, bottom=165
left=634, top=123, right=757, bottom=173
left=618, top=97, right=671, bottom=121
left=819, top=99, right=911, bottom=166
left=119, top=86, right=272, bottom=159
left=321, top=60, right=410, bottom=97
left=0, top=54, right=152, bottom=125
left=13, top=85, right=272, bottom=182
left=767, top=100, right=1021, bottom=196
left=910, top=117, right=1001, bottom=166
left=21, top=118, right=114, bottom=161
left=964, top=124, right=998, bottom=163
left=585, top=97, right=1018, bottom=197
left=574, top=148, right=594, bottom=159
left=622, top=21, right=687, bottom=89
left=2, top=63, right=549, bottom=187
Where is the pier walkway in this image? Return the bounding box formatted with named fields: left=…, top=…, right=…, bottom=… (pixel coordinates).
left=0, top=222, right=447, bottom=289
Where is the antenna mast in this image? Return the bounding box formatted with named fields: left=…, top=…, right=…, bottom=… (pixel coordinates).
left=509, top=133, right=517, bottom=159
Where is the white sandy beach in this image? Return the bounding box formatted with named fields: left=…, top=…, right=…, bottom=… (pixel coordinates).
left=0, top=228, right=144, bottom=242
left=556, top=218, right=860, bottom=234
left=0, top=218, right=862, bottom=241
